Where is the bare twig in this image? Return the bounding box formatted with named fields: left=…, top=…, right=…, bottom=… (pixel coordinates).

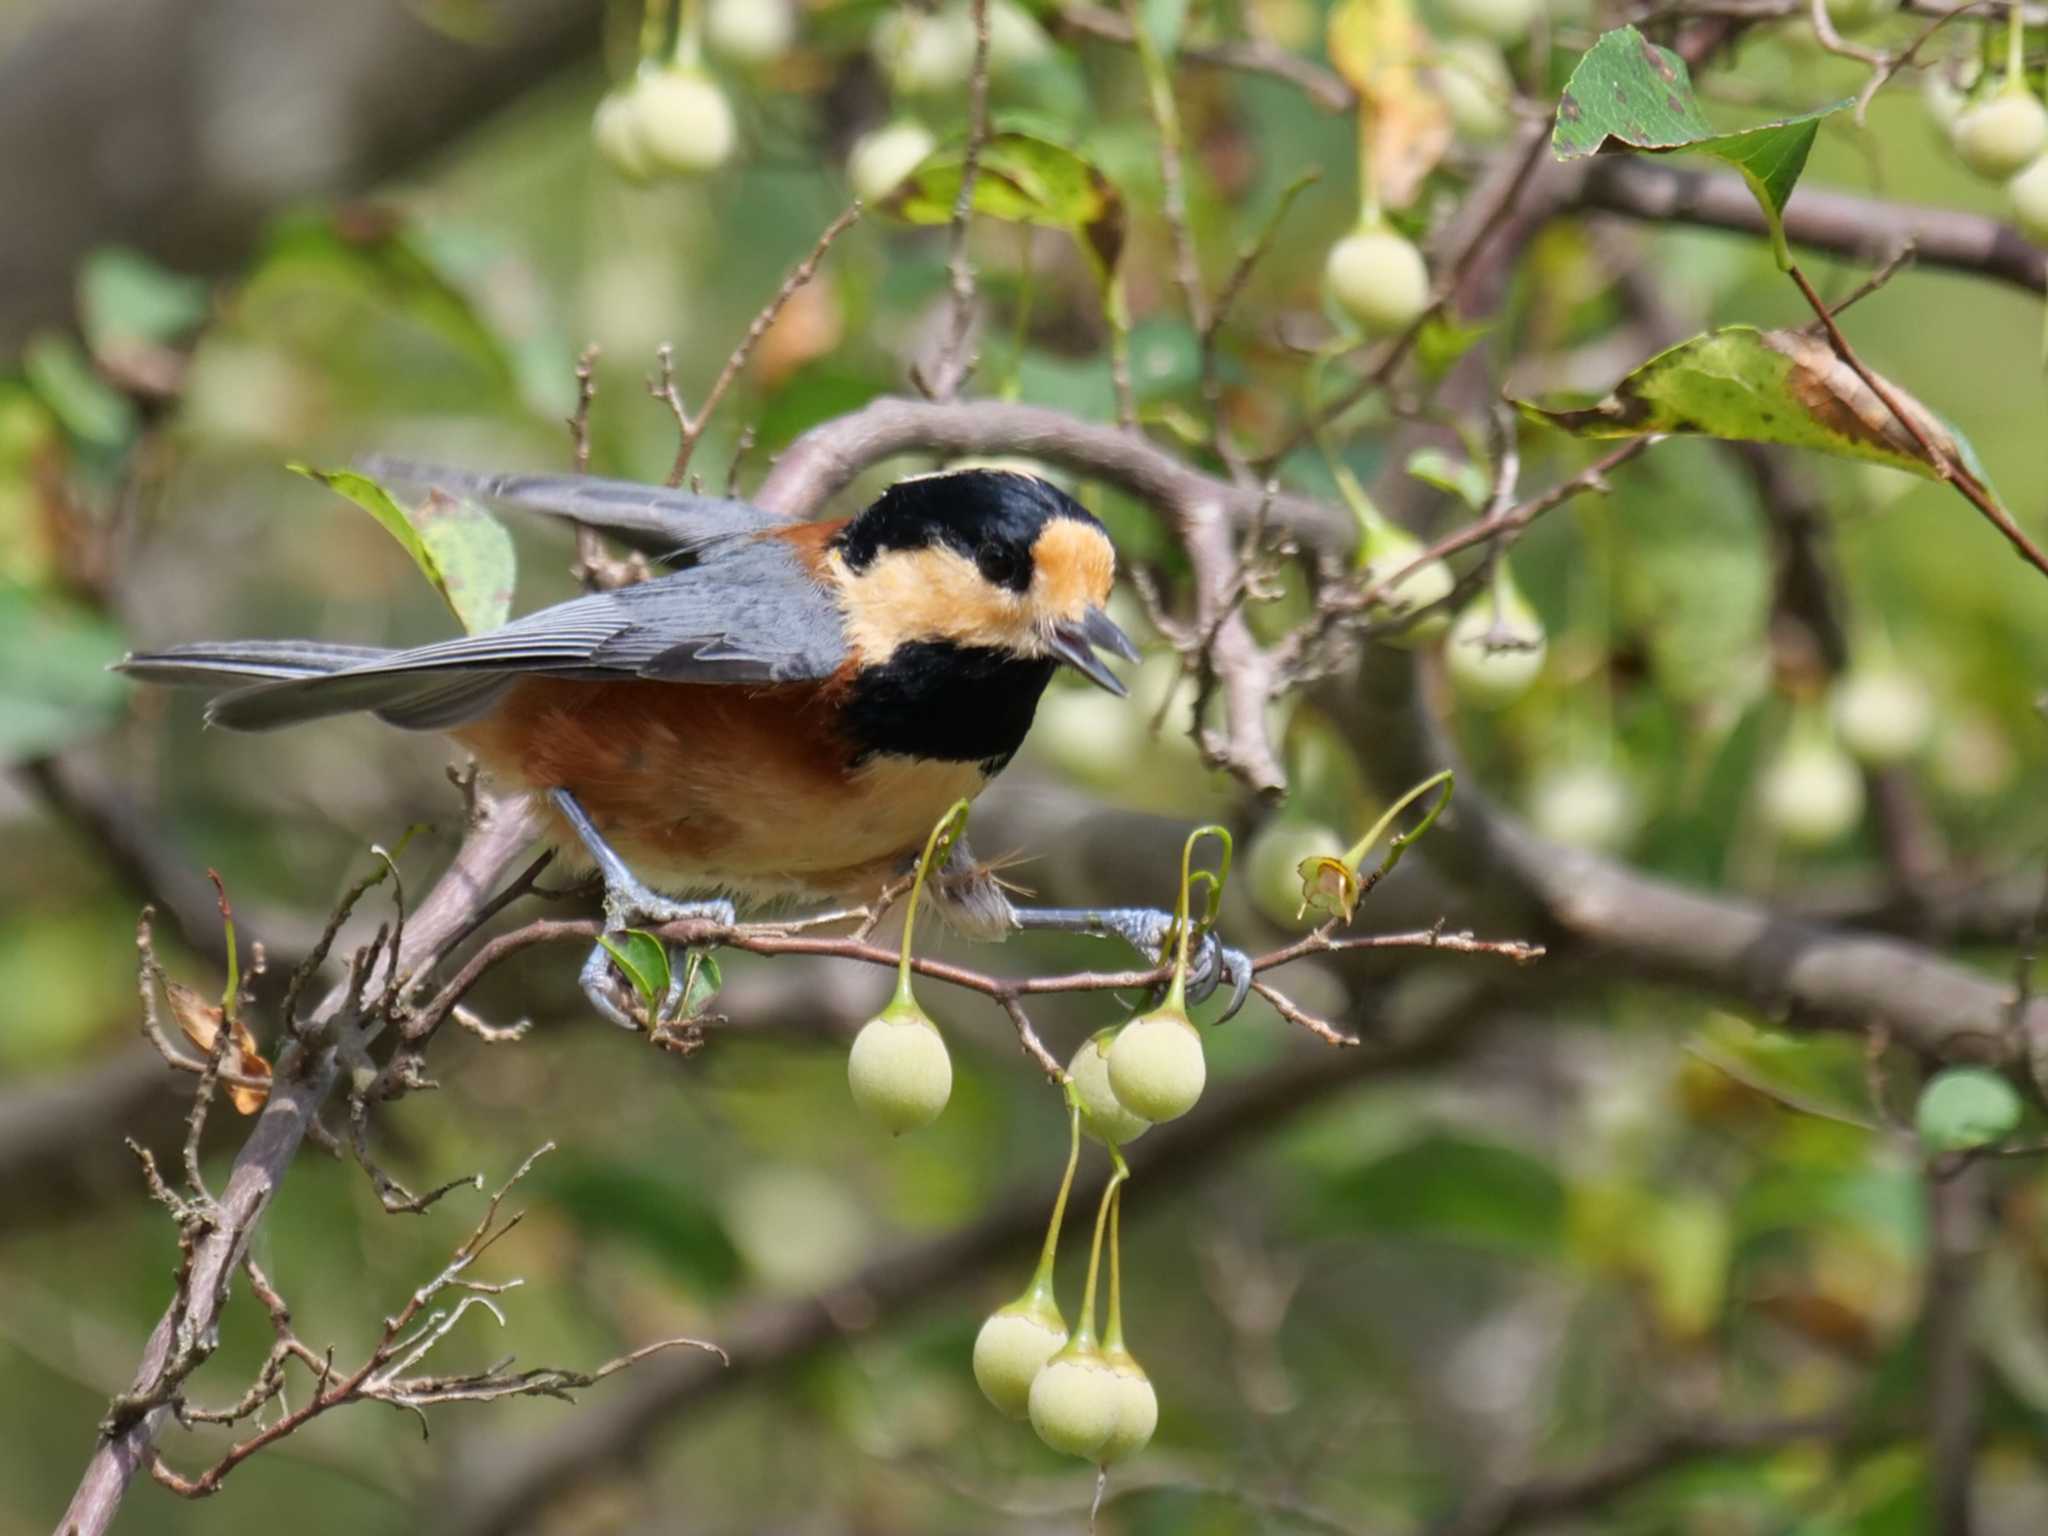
left=658, top=203, right=862, bottom=487
left=917, top=0, right=993, bottom=401
left=1055, top=4, right=1356, bottom=111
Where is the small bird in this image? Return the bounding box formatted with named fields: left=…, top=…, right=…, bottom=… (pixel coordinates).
left=122, top=462, right=1251, bottom=1024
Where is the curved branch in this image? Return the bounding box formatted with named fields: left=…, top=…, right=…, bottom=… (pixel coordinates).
left=1575, top=158, right=2046, bottom=295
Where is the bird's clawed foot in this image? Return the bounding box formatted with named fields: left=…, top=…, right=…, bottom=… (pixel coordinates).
left=550, top=788, right=734, bottom=1030
left=1010, top=906, right=1255, bottom=1023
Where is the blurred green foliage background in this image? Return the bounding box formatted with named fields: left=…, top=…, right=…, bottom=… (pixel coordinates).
left=5, top=0, right=2048, bottom=1532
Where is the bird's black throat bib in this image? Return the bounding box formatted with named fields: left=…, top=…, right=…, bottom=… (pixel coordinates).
left=840, top=641, right=1059, bottom=770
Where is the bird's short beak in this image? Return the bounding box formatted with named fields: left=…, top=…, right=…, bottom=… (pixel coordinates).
left=1047, top=606, right=1141, bottom=696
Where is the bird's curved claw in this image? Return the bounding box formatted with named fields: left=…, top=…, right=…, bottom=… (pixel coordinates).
left=1010, top=905, right=1254, bottom=1024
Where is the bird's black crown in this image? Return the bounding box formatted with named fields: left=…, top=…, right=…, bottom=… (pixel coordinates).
left=834, top=469, right=1106, bottom=594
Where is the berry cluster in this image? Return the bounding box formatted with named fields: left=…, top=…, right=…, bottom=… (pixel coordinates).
left=845, top=815, right=1236, bottom=1472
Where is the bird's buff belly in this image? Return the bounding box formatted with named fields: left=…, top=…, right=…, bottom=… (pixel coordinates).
left=452, top=677, right=992, bottom=903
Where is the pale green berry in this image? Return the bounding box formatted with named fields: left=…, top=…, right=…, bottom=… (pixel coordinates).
left=634, top=68, right=737, bottom=177
left=1445, top=573, right=1546, bottom=709
left=1830, top=667, right=1933, bottom=765
left=848, top=119, right=936, bottom=203
left=1759, top=736, right=1864, bottom=848
left=1528, top=762, right=1637, bottom=853
left=2012, top=153, right=2048, bottom=241
left=1441, top=0, right=1540, bottom=44
left=1028, top=1342, right=1120, bottom=1458
left=872, top=5, right=978, bottom=95
left=593, top=89, right=652, bottom=182
left=1952, top=90, right=2048, bottom=181
left=1326, top=225, right=1431, bottom=337
left=1360, top=517, right=1455, bottom=645
left=1107, top=1009, right=1205, bottom=1123
left=1916, top=1066, right=2023, bottom=1152
left=706, top=0, right=795, bottom=63
left=847, top=1007, right=951, bottom=1133
left=988, top=0, right=1052, bottom=73
left=973, top=1291, right=1068, bottom=1418
left=1434, top=38, right=1513, bottom=142
left=1097, top=1346, right=1159, bottom=1463
left=1069, top=1028, right=1152, bottom=1147
left=1246, top=819, right=1345, bottom=929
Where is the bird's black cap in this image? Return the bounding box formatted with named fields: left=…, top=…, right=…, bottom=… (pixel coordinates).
left=834, top=469, right=1106, bottom=593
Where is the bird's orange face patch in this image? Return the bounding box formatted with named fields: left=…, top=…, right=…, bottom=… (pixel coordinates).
left=830, top=516, right=1118, bottom=665
left=1028, top=518, right=1116, bottom=619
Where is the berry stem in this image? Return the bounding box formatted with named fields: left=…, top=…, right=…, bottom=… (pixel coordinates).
left=673, top=0, right=704, bottom=68
left=2009, top=0, right=2026, bottom=90
left=1075, top=1162, right=1127, bottom=1346
left=638, top=0, right=671, bottom=68
left=1103, top=1181, right=1128, bottom=1352
left=892, top=799, right=972, bottom=1011
left=1338, top=768, right=1455, bottom=883
left=1028, top=1097, right=1084, bottom=1294
left=1163, top=826, right=1232, bottom=1015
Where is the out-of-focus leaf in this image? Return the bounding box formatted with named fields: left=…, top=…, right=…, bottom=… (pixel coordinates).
left=78, top=248, right=209, bottom=354
left=0, top=584, right=129, bottom=764
left=1326, top=0, right=1451, bottom=209
left=543, top=1158, right=742, bottom=1295
left=1518, top=327, right=2000, bottom=495
left=1322, top=1133, right=1565, bottom=1254
left=291, top=466, right=513, bottom=636
left=22, top=333, right=135, bottom=449
left=1413, top=313, right=1492, bottom=378
left=411, top=489, right=515, bottom=635
left=164, top=979, right=271, bottom=1115
left=887, top=130, right=1126, bottom=280
left=0, top=385, right=65, bottom=587
left=597, top=930, right=672, bottom=1012
left=1141, top=0, right=1190, bottom=58
left=679, top=949, right=723, bottom=1019
left=1406, top=447, right=1488, bottom=508
left=1551, top=26, right=1847, bottom=268
left=1643, top=1193, right=1731, bottom=1339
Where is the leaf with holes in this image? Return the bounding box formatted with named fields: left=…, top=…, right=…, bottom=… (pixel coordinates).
left=1516, top=326, right=2000, bottom=496
left=1552, top=26, right=1847, bottom=267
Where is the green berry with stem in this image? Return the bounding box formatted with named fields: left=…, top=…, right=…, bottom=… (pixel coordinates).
left=847, top=801, right=969, bottom=1134
left=848, top=119, right=936, bottom=203
left=1096, top=1187, right=1158, bottom=1464
left=1445, top=558, right=1546, bottom=709
left=1952, top=9, right=2048, bottom=180
left=974, top=1100, right=1080, bottom=1415
left=1029, top=1158, right=1129, bottom=1459
left=1069, top=1027, right=1151, bottom=1146
left=1759, top=711, right=1864, bottom=848
left=1246, top=818, right=1346, bottom=929
left=1340, top=479, right=1454, bottom=645
left=634, top=66, right=737, bottom=176
left=1107, top=827, right=1229, bottom=1125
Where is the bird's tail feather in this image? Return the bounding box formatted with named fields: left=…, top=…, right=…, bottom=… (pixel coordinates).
left=116, top=641, right=515, bottom=733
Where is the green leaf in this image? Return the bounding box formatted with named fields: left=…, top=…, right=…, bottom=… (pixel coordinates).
left=22, top=333, right=135, bottom=449
left=1323, top=1133, right=1566, bottom=1255
left=597, top=929, right=672, bottom=1012
left=887, top=130, right=1126, bottom=282
left=1141, top=0, right=1190, bottom=58
left=1405, top=447, right=1488, bottom=509
left=290, top=466, right=513, bottom=636
left=679, top=949, right=723, bottom=1019
left=1516, top=325, right=1999, bottom=493
left=541, top=1157, right=741, bottom=1295
left=1552, top=26, right=1847, bottom=268
left=1915, top=1067, right=2022, bottom=1152
left=0, top=584, right=130, bottom=764
left=78, top=247, right=209, bottom=354
left=411, top=488, right=515, bottom=635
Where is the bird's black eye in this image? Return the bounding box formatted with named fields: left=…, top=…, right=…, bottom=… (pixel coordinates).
left=976, top=541, right=1027, bottom=591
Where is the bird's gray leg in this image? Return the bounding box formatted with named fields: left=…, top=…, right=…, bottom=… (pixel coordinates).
left=550, top=788, right=734, bottom=1029
left=1010, top=906, right=1255, bottom=1024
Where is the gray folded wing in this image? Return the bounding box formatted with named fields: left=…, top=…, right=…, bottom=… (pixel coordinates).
left=130, top=533, right=850, bottom=732
left=356, top=456, right=786, bottom=561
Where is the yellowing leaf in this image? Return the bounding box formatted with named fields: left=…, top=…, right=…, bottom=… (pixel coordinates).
left=1327, top=0, right=1449, bottom=210
left=165, top=979, right=272, bottom=1114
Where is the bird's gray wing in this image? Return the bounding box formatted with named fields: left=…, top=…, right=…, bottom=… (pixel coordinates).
left=355, top=455, right=786, bottom=560
left=204, top=535, right=849, bottom=730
